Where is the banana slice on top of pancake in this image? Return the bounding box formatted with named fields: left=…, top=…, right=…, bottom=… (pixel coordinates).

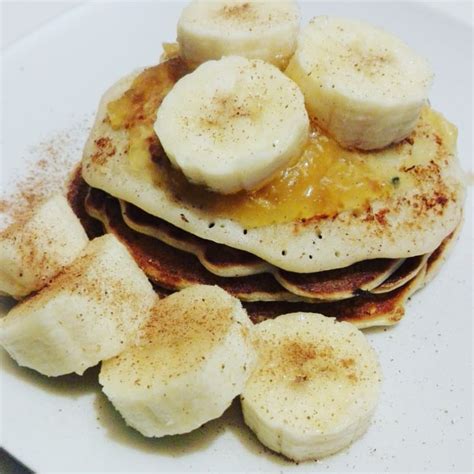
left=241, top=312, right=381, bottom=461
left=99, top=285, right=255, bottom=437
left=286, top=16, right=433, bottom=150
left=178, top=0, right=300, bottom=68
left=155, top=55, right=309, bottom=194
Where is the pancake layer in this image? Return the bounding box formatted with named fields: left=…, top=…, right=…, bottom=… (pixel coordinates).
left=81, top=58, right=465, bottom=273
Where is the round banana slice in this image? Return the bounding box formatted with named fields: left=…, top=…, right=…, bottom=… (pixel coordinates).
left=155, top=56, right=309, bottom=194
left=0, top=194, right=88, bottom=299
left=286, top=16, right=433, bottom=150
left=241, top=312, right=381, bottom=461
left=99, top=285, right=255, bottom=437
left=177, top=0, right=300, bottom=68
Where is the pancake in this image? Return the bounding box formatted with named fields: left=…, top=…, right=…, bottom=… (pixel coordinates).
left=148, top=266, right=423, bottom=329
left=244, top=220, right=461, bottom=328
left=85, top=189, right=304, bottom=303
left=121, top=200, right=270, bottom=278
left=423, top=223, right=461, bottom=286
left=119, top=191, right=413, bottom=299
left=245, top=266, right=427, bottom=328
left=370, top=254, right=429, bottom=294
left=81, top=58, right=465, bottom=274
left=67, top=165, right=104, bottom=239
left=274, top=259, right=404, bottom=301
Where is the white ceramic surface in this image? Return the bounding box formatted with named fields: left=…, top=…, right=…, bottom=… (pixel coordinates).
left=1, top=2, right=472, bottom=472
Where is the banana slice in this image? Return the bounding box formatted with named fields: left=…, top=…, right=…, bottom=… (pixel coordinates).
left=241, top=312, right=381, bottom=461
left=177, top=0, right=300, bottom=68
left=286, top=16, right=433, bottom=150
left=0, top=194, right=88, bottom=299
left=155, top=56, right=309, bottom=194
left=99, top=285, right=255, bottom=437
left=0, top=235, right=156, bottom=376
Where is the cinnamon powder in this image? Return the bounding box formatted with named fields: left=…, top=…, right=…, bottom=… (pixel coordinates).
left=0, top=119, right=91, bottom=231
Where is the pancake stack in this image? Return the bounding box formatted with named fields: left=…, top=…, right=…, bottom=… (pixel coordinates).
left=69, top=170, right=459, bottom=329
left=71, top=15, right=465, bottom=329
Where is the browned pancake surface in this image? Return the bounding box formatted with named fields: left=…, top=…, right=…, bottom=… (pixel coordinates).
left=244, top=268, right=426, bottom=328
left=371, top=254, right=428, bottom=294
left=67, top=166, right=103, bottom=239
left=123, top=200, right=267, bottom=274
left=424, top=224, right=461, bottom=285
left=86, top=190, right=301, bottom=302
left=276, top=258, right=403, bottom=300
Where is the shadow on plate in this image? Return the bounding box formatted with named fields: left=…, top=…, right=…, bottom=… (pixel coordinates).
left=363, top=326, right=392, bottom=335
left=94, top=392, right=291, bottom=465
left=0, top=296, right=16, bottom=316
left=0, top=348, right=100, bottom=398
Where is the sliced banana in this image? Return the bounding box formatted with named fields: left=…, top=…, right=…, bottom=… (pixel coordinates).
left=241, top=312, right=381, bottom=461
left=0, top=235, right=156, bottom=376
left=155, top=56, right=309, bottom=194
left=286, top=16, right=433, bottom=150
left=0, top=194, right=88, bottom=299
left=178, top=0, right=300, bottom=68
left=99, top=285, right=255, bottom=437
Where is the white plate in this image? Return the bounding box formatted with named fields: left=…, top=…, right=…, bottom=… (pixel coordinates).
left=1, top=2, right=472, bottom=472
